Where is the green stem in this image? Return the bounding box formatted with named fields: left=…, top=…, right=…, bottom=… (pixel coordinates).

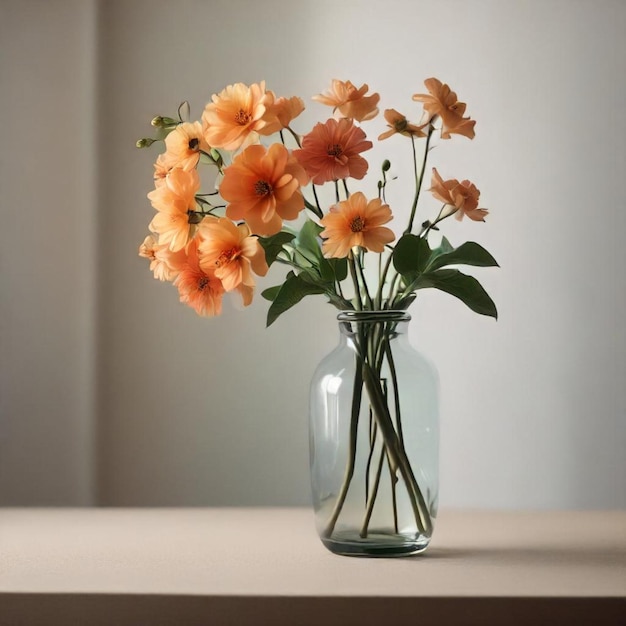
left=384, top=337, right=404, bottom=447
left=360, top=442, right=386, bottom=538
left=419, top=205, right=458, bottom=238
left=365, top=412, right=377, bottom=504
left=348, top=254, right=363, bottom=310
left=405, top=125, right=434, bottom=235
left=362, top=362, right=432, bottom=536
left=311, top=185, right=323, bottom=216
left=388, top=448, right=399, bottom=533
left=355, top=253, right=374, bottom=310
left=376, top=252, right=394, bottom=309
left=286, top=126, right=302, bottom=148
left=322, top=359, right=363, bottom=538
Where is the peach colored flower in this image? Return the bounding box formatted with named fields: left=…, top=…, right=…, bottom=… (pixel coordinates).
left=378, top=109, right=427, bottom=141
left=320, top=192, right=395, bottom=258
left=313, top=80, right=380, bottom=122
left=198, top=217, right=268, bottom=306
left=202, top=81, right=272, bottom=151
left=153, top=153, right=172, bottom=188
left=148, top=168, right=200, bottom=251
left=260, top=95, right=305, bottom=135
left=139, top=235, right=187, bottom=281
left=293, top=118, right=372, bottom=185
left=219, top=143, right=309, bottom=236
left=412, top=78, right=476, bottom=140
left=174, top=237, right=224, bottom=317
left=430, top=168, right=488, bottom=222
left=162, top=121, right=209, bottom=171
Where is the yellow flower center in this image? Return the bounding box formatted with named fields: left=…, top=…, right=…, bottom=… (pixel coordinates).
left=254, top=180, right=273, bottom=196
left=216, top=247, right=239, bottom=267
left=327, top=143, right=343, bottom=158
left=235, top=109, right=252, bottom=125
left=350, top=216, right=365, bottom=232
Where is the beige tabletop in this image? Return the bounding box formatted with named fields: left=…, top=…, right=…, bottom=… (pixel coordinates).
left=1, top=508, right=625, bottom=625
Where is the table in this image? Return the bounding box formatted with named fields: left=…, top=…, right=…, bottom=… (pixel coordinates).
left=1, top=508, right=624, bottom=625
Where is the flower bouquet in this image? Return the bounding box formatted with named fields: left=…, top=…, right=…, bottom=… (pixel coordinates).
left=138, top=78, right=498, bottom=555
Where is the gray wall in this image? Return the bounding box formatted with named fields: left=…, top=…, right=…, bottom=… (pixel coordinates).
left=1, top=0, right=625, bottom=508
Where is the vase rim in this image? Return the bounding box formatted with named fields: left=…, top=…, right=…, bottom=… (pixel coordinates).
left=337, top=310, right=411, bottom=323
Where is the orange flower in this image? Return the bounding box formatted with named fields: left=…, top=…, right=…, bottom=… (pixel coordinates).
left=293, top=118, right=372, bottom=185
left=148, top=168, right=200, bottom=251
left=198, top=217, right=268, bottom=306
left=313, top=79, right=380, bottom=122
left=430, top=168, right=488, bottom=222
left=174, top=237, right=224, bottom=317
left=219, top=143, right=309, bottom=236
left=320, top=192, right=395, bottom=258
left=162, top=121, right=209, bottom=171
left=260, top=95, right=305, bottom=135
left=153, top=153, right=172, bottom=188
left=202, top=82, right=272, bottom=151
left=378, top=109, right=427, bottom=141
left=139, top=235, right=187, bottom=281
left=412, top=78, right=476, bottom=140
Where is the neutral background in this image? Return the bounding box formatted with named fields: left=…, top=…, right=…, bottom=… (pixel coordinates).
left=1, top=0, right=624, bottom=509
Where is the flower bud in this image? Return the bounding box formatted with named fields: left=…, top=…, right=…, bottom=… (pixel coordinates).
left=382, top=159, right=391, bottom=172
left=136, top=137, right=156, bottom=148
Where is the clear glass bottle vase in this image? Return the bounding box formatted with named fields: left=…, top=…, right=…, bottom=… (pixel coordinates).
left=309, top=310, right=439, bottom=557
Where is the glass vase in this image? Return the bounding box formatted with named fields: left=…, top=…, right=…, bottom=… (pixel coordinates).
left=309, top=310, right=439, bottom=557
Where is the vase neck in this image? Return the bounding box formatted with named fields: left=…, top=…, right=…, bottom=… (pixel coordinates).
left=337, top=310, right=410, bottom=341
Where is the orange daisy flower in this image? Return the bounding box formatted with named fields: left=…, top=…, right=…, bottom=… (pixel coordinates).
left=162, top=121, right=209, bottom=171
left=293, top=118, right=372, bottom=185
left=430, top=168, right=488, bottom=222
left=202, top=81, right=272, bottom=151
left=378, top=109, right=427, bottom=141
left=412, top=78, right=476, bottom=140
left=198, top=217, right=268, bottom=306
left=320, top=192, right=395, bottom=258
left=138, top=235, right=187, bottom=281
left=312, top=79, right=380, bottom=122
left=219, top=143, right=309, bottom=236
left=260, top=95, right=305, bottom=135
left=174, top=237, right=225, bottom=317
left=148, top=168, right=200, bottom=251
left=153, top=153, right=172, bottom=188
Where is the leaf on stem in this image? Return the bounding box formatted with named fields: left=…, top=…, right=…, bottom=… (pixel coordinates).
left=294, top=219, right=324, bottom=258
left=261, top=285, right=282, bottom=302
left=425, top=241, right=499, bottom=272
left=258, top=231, right=296, bottom=267
left=415, top=269, right=498, bottom=319
left=266, top=271, right=326, bottom=326
left=392, top=233, right=431, bottom=277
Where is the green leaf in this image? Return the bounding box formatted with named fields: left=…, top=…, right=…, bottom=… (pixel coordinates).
left=317, top=258, right=336, bottom=283
left=294, top=219, right=324, bottom=258
left=428, top=235, right=454, bottom=260
left=415, top=269, right=498, bottom=319
left=392, top=234, right=431, bottom=277
left=258, top=231, right=296, bottom=267
left=326, top=292, right=353, bottom=311
left=266, top=272, right=326, bottom=327
left=327, top=257, right=348, bottom=282
left=261, top=285, right=282, bottom=302
left=426, top=241, right=499, bottom=272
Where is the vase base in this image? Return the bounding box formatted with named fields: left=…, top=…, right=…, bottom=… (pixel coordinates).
left=321, top=530, right=431, bottom=557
